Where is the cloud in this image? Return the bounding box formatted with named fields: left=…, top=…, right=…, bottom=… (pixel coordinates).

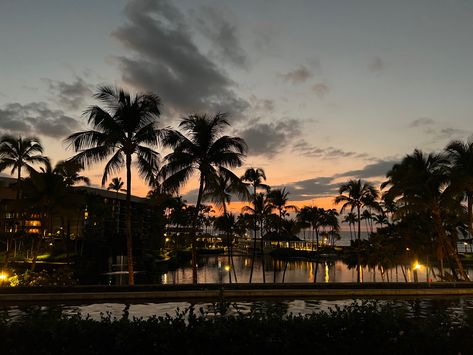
left=0, top=102, right=80, bottom=138
left=277, top=177, right=339, bottom=200
left=192, top=6, right=248, bottom=69
left=249, top=95, right=275, bottom=112
left=45, top=77, right=93, bottom=110
left=274, top=160, right=397, bottom=201
left=237, top=118, right=301, bottom=157
left=279, top=65, right=313, bottom=85
left=312, top=83, right=330, bottom=98
left=335, top=159, right=399, bottom=179
left=409, top=117, right=435, bottom=128
left=368, top=56, right=385, bottom=73
left=112, top=0, right=249, bottom=118
left=293, top=140, right=370, bottom=160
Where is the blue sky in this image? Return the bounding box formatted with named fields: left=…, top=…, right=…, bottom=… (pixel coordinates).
left=1, top=0, right=473, bottom=206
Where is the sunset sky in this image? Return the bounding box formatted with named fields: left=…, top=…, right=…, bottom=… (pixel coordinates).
left=1, top=0, right=473, bottom=211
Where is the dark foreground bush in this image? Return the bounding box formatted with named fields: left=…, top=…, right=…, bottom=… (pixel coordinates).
left=2, top=301, right=473, bottom=355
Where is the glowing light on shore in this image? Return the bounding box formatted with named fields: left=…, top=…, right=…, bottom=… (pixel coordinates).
left=413, top=262, right=422, bottom=270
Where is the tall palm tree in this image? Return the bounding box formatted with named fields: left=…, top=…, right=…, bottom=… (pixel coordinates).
left=0, top=135, right=49, bottom=199
left=22, top=160, right=69, bottom=271
left=334, top=179, right=379, bottom=241
left=267, top=188, right=298, bottom=229
left=161, top=113, right=247, bottom=284
left=65, top=86, right=162, bottom=286
left=204, top=169, right=249, bottom=283
left=382, top=149, right=469, bottom=280
left=241, top=167, right=269, bottom=283
left=242, top=192, right=273, bottom=282
left=342, top=212, right=357, bottom=241
left=446, top=139, right=473, bottom=238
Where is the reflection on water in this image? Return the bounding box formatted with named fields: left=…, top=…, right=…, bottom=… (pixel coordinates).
left=137, top=255, right=473, bottom=285
left=4, top=297, right=473, bottom=322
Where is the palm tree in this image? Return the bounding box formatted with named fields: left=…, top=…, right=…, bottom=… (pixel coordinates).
left=204, top=169, right=249, bottom=283
left=161, top=113, right=247, bottom=284
left=382, top=149, right=469, bottom=280
left=446, top=139, right=473, bottom=238
left=0, top=135, right=48, bottom=199
left=65, top=86, right=162, bottom=285
left=108, top=177, right=125, bottom=197
left=342, top=212, right=357, bottom=241
left=0, top=135, right=48, bottom=269
left=54, top=160, right=90, bottom=188
left=22, top=160, right=69, bottom=271
left=241, top=167, right=269, bottom=283
left=334, top=179, right=379, bottom=241
left=267, top=188, right=298, bottom=231
left=242, top=192, right=273, bottom=282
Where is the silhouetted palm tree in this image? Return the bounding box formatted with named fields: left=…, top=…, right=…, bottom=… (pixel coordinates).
left=342, top=212, right=357, bottom=241
left=161, top=113, right=247, bottom=284
left=334, top=179, right=378, bottom=241
left=267, top=188, right=298, bottom=230
left=241, top=167, right=269, bottom=283
left=54, top=160, right=90, bottom=188
left=382, top=149, right=469, bottom=280
left=0, top=135, right=49, bottom=199
left=0, top=136, right=48, bottom=269
left=446, top=139, right=473, bottom=237
left=65, top=86, right=162, bottom=285
left=204, top=169, right=249, bottom=283
left=108, top=177, right=125, bottom=197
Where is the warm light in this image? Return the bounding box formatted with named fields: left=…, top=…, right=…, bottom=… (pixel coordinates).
left=49, top=243, right=53, bottom=246
left=224, top=265, right=231, bottom=272
left=165, top=238, right=170, bottom=242
left=406, top=247, right=410, bottom=251
left=0, top=272, right=8, bottom=281
left=413, top=261, right=422, bottom=270
left=464, top=242, right=468, bottom=246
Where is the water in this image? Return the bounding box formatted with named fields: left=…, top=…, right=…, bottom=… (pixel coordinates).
left=3, top=297, right=473, bottom=322
left=118, top=255, right=473, bottom=285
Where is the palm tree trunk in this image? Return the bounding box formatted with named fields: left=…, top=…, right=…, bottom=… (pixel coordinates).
left=432, top=207, right=468, bottom=281
left=222, top=204, right=232, bottom=284
left=468, top=194, right=473, bottom=239
left=260, top=217, right=265, bottom=283
left=192, top=173, right=206, bottom=284
left=125, top=154, right=135, bottom=286
left=249, top=185, right=257, bottom=283
left=356, top=205, right=361, bottom=283
left=357, top=206, right=361, bottom=241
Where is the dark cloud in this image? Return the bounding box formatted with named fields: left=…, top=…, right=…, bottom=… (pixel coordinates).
left=275, top=177, right=339, bottom=200
left=249, top=95, right=275, bottom=112
left=0, top=102, right=80, bottom=138
left=192, top=6, right=248, bottom=69
left=368, top=56, right=385, bottom=73
left=112, top=0, right=249, bottom=118
left=409, top=117, right=435, bottom=128
left=45, top=77, right=93, bottom=111
left=274, top=160, right=397, bottom=201
left=279, top=65, right=313, bottom=85
left=237, top=118, right=301, bottom=157
left=293, top=140, right=370, bottom=160
left=312, top=83, right=330, bottom=98
left=437, top=127, right=466, bottom=140
left=335, top=159, right=399, bottom=179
